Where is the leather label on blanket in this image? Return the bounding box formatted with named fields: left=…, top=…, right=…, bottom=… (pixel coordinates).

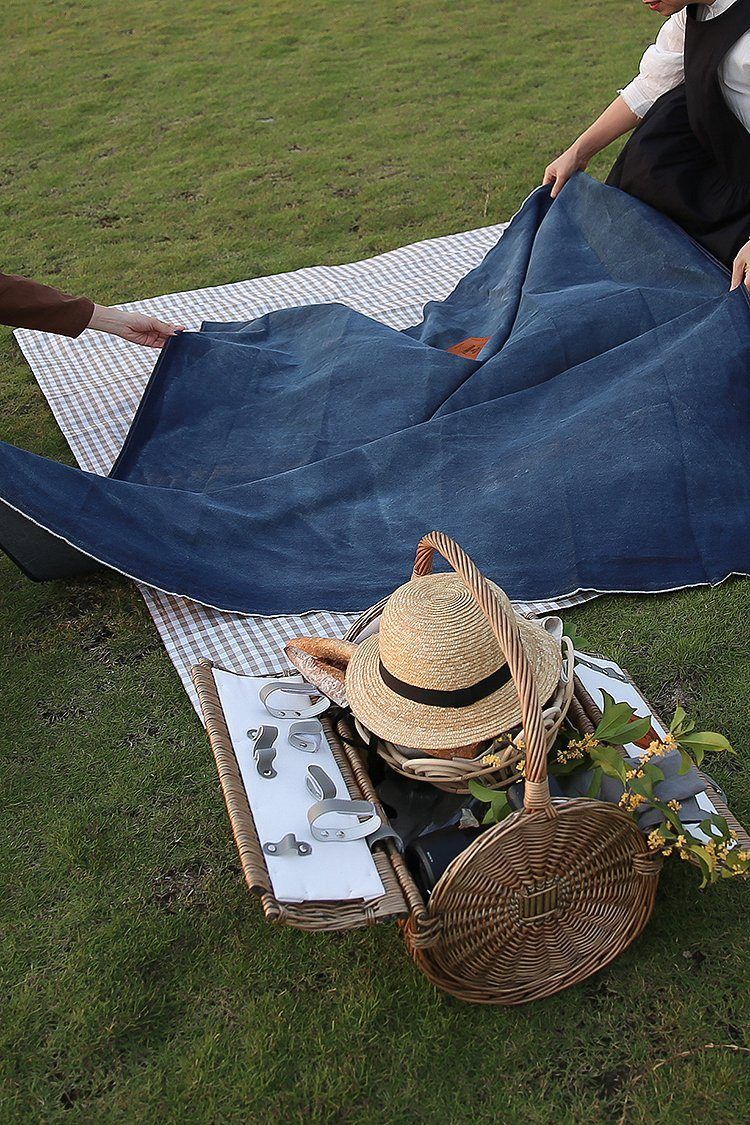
left=446, top=336, right=489, bottom=359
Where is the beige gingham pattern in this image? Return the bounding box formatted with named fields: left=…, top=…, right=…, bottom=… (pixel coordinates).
left=14, top=225, right=593, bottom=714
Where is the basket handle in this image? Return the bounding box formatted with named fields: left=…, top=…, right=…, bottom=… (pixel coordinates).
left=412, top=532, right=553, bottom=815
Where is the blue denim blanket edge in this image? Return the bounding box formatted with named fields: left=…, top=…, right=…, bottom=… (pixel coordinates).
left=1, top=173, right=749, bottom=615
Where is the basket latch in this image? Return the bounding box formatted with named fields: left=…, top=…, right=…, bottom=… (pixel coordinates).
left=515, top=881, right=561, bottom=922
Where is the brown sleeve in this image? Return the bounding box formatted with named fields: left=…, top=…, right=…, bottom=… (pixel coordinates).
left=0, top=271, right=94, bottom=337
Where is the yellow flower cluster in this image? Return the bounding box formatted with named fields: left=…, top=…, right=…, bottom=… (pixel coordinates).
left=516, top=757, right=526, bottom=777
left=481, top=752, right=505, bottom=769
left=558, top=733, right=599, bottom=765
left=636, top=731, right=677, bottom=760
left=698, top=837, right=733, bottom=863
left=619, top=791, right=644, bottom=813
left=557, top=744, right=585, bottom=765
left=661, top=830, right=750, bottom=878
left=641, top=738, right=669, bottom=761
left=646, top=828, right=744, bottom=870
left=481, top=731, right=518, bottom=769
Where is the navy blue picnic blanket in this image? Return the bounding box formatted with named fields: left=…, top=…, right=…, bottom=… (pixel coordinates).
left=2, top=172, right=750, bottom=614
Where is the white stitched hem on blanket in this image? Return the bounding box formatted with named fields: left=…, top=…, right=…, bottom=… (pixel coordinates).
left=14, top=220, right=598, bottom=714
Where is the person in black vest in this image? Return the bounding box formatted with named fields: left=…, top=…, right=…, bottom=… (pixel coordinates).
left=544, top=1, right=750, bottom=290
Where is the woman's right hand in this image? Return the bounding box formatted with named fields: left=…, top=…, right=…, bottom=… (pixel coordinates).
left=87, top=305, right=185, bottom=349
left=543, top=145, right=588, bottom=199
left=543, top=98, right=639, bottom=200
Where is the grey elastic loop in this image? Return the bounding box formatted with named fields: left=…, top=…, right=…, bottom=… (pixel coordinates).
left=263, top=833, right=312, bottom=857
left=308, top=798, right=382, bottom=842
left=367, top=823, right=403, bottom=852
left=249, top=724, right=278, bottom=778
left=306, top=764, right=337, bottom=801
left=289, top=720, right=324, bottom=753
left=255, top=746, right=277, bottom=779
left=259, top=682, right=330, bottom=719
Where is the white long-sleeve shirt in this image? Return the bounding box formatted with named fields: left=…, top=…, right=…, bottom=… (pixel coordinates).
left=620, top=0, right=750, bottom=131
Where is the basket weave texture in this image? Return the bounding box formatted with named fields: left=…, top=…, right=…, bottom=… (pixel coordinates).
left=398, top=532, right=662, bottom=1004
left=344, top=559, right=573, bottom=794
left=352, top=643, right=574, bottom=794
left=346, top=571, right=562, bottom=750
left=191, top=662, right=418, bottom=932
left=192, top=531, right=676, bottom=1005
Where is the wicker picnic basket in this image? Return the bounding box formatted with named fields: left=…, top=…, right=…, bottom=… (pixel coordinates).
left=193, top=531, right=665, bottom=1005
left=343, top=538, right=575, bottom=794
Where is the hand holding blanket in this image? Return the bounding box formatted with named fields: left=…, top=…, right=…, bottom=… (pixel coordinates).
left=1, top=174, right=749, bottom=615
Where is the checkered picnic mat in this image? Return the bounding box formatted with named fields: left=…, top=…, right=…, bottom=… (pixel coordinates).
left=14, top=224, right=593, bottom=714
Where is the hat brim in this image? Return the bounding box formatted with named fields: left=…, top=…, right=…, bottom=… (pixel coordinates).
left=345, top=616, right=562, bottom=751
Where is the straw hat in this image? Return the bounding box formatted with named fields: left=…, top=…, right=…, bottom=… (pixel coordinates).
left=345, top=572, right=562, bottom=750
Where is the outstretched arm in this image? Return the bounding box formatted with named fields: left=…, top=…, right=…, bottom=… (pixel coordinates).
left=543, top=96, right=641, bottom=199
left=0, top=272, right=184, bottom=347
left=0, top=271, right=94, bottom=337
left=545, top=10, right=686, bottom=199
left=87, top=305, right=184, bottom=349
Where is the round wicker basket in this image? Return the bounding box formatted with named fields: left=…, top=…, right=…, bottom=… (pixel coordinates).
left=394, top=532, right=662, bottom=1004
left=344, top=553, right=574, bottom=795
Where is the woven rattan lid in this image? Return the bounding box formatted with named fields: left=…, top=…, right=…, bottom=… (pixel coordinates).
left=407, top=799, right=661, bottom=1005
left=346, top=572, right=561, bottom=750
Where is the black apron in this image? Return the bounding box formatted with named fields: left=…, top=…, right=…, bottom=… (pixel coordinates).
left=607, top=0, right=750, bottom=267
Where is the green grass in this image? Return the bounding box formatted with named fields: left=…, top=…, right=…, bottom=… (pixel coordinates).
left=1, top=1, right=749, bottom=1120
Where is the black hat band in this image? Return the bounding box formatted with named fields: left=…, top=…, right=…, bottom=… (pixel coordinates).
left=378, top=659, right=512, bottom=708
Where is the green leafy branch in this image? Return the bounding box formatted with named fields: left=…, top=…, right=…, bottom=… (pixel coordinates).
left=470, top=690, right=748, bottom=886
left=468, top=779, right=512, bottom=826
left=669, top=704, right=734, bottom=774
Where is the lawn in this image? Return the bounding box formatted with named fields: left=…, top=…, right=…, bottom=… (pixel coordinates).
left=1, top=1, right=749, bottom=1121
